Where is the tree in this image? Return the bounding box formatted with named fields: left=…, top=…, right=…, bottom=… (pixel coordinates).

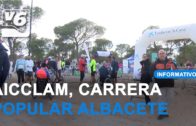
left=92, top=38, right=113, bottom=55
left=147, top=41, right=163, bottom=55
left=115, top=44, right=130, bottom=58
left=173, top=39, right=193, bottom=61
left=93, top=38, right=113, bottom=52
left=124, top=46, right=135, bottom=58
left=0, top=0, right=22, bottom=9
left=163, top=39, right=192, bottom=56
left=6, top=37, right=25, bottom=58
left=27, top=34, right=51, bottom=60
left=176, top=42, right=196, bottom=65
left=54, top=18, right=105, bottom=61
left=111, top=51, right=119, bottom=59
left=50, top=39, right=75, bottom=58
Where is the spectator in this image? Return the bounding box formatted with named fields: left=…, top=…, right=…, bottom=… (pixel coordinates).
left=79, top=54, right=86, bottom=83
left=99, top=61, right=110, bottom=87
left=140, top=54, right=151, bottom=104
left=15, top=54, right=25, bottom=84
left=111, top=56, right=119, bottom=84
left=56, top=56, right=62, bottom=82
left=151, top=49, right=177, bottom=120
left=25, top=56, right=34, bottom=84
left=90, top=55, right=97, bottom=87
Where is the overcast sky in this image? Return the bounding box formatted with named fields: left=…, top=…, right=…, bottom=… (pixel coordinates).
left=24, top=0, right=196, bottom=47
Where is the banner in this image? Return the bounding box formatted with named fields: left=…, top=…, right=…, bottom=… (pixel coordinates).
left=97, top=51, right=111, bottom=57
left=83, top=43, right=91, bottom=72
left=123, top=59, right=128, bottom=74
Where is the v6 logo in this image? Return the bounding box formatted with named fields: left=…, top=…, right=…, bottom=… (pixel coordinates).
left=4, top=11, right=28, bottom=27
left=1, top=9, right=30, bottom=37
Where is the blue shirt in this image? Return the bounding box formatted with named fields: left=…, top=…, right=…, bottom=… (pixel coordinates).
left=15, top=58, right=26, bottom=71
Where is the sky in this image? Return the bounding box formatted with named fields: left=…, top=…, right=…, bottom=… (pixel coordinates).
left=23, top=0, right=196, bottom=48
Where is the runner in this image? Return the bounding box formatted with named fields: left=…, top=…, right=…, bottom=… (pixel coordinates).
left=151, top=49, right=177, bottom=120
left=56, top=56, right=62, bottom=82
left=111, top=56, right=119, bottom=84
left=99, top=61, right=110, bottom=87
left=90, top=55, right=97, bottom=87
left=79, top=54, right=86, bottom=83
left=15, top=54, right=25, bottom=84
left=140, top=54, right=151, bottom=104
left=25, top=56, right=34, bottom=84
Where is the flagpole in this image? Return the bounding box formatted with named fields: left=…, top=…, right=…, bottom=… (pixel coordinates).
left=29, top=0, right=33, bottom=56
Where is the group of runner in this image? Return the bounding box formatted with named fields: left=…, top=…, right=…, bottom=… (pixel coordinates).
left=78, top=54, right=119, bottom=87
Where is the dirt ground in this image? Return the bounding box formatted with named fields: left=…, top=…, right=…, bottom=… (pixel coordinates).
left=0, top=73, right=196, bottom=126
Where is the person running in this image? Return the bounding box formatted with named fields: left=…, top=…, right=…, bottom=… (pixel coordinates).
left=36, top=63, right=50, bottom=80
left=56, top=56, right=62, bottom=82
left=35, top=63, right=50, bottom=93
left=25, top=56, right=34, bottom=84
left=99, top=61, right=110, bottom=87
left=15, top=54, right=26, bottom=84
left=61, top=59, right=65, bottom=71
left=111, top=56, right=119, bottom=84
left=140, top=54, right=151, bottom=104
left=79, top=54, right=86, bottom=83
left=90, top=55, right=97, bottom=87
left=47, top=56, right=58, bottom=82
left=151, top=49, right=177, bottom=120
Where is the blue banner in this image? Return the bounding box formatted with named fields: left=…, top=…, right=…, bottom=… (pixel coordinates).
left=154, top=70, right=196, bottom=79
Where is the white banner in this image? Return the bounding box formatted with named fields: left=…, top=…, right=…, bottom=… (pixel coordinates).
left=123, top=59, right=128, bottom=74
left=83, top=43, right=90, bottom=60
left=83, top=43, right=91, bottom=72
left=97, top=51, right=110, bottom=57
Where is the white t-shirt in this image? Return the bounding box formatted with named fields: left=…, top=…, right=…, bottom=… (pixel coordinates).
left=25, top=60, right=34, bottom=72
left=57, top=60, right=62, bottom=70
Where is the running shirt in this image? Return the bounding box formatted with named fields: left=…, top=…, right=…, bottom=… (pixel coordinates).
left=57, top=60, right=62, bottom=70
left=111, top=60, right=119, bottom=73
left=90, top=59, right=96, bottom=73
left=61, top=61, right=65, bottom=68
left=15, top=58, right=25, bottom=71
left=79, top=58, right=86, bottom=72
left=25, top=59, right=34, bottom=72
